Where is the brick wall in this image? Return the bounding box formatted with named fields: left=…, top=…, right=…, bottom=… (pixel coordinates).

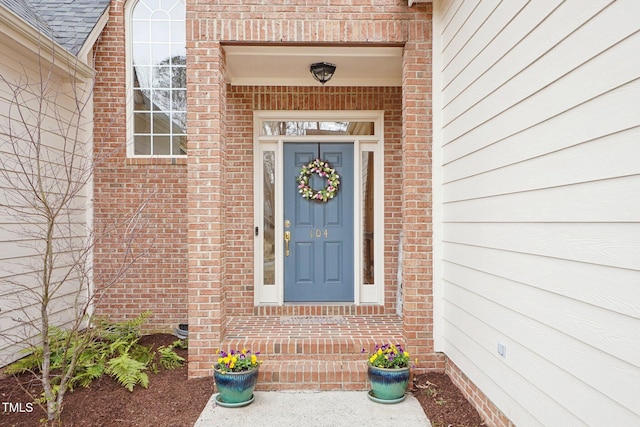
left=401, top=34, right=434, bottom=363
left=93, top=0, right=189, bottom=332
left=224, top=86, right=404, bottom=316
left=186, top=41, right=228, bottom=372
left=186, top=0, right=434, bottom=377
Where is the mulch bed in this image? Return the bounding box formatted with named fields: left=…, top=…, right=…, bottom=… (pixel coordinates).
left=1, top=334, right=483, bottom=426
left=412, top=372, right=485, bottom=427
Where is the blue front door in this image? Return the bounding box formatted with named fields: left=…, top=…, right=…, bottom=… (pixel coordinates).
left=283, top=143, right=354, bottom=302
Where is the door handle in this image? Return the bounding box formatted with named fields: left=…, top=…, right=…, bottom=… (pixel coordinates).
left=284, top=231, right=291, bottom=256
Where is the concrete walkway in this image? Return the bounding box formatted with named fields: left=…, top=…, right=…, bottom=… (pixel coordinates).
left=194, top=390, right=430, bottom=426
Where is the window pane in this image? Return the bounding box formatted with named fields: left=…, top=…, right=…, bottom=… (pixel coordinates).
left=261, top=121, right=374, bottom=136
left=132, top=1, right=151, bottom=20
left=133, top=66, right=151, bottom=88
left=171, top=112, right=186, bottom=133
left=151, top=20, right=171, bottom=43
left=132, top=21, right=150, bottom=43
left=145, top=0, right=161, bottom=10
left=172, top=135, right=186, bottom=155
left=134, top=135, right=151, bottom=155
left=362, top=151, right=374, bottom=285
left=132, top=44, right=151, bottom=66
left=134, top=112, right=151, bottom=133
left=171, top=89, right=186, bottom=112
left=153, top=112, right=170, bottom=133
left=153, top=89, right=170, bottom=110
left=152, top=67, right=171, bottom=88
left=151, top=44, right=171, bottom=65
left=133, top=89, right=151, bottom=111
left=168, top=0, right=186, bottom=20
left=171, top=22, right=185, bottom=43
left=172, top=66, right=186, bottom=87
left=263, top=151, right=276, bottom=286
left=172, top=55, right=186, bottom=66
left=154, top=136, right=171, bottom=154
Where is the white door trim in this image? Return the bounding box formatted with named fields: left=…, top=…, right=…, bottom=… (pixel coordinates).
left=253, top=110, right=385, bottom=306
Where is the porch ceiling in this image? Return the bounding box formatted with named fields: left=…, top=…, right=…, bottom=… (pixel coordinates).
left=222, top=45, right=403, bottom=87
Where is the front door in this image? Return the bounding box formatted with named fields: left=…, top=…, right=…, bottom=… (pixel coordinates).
left=283, top=143, right=354, bottom=302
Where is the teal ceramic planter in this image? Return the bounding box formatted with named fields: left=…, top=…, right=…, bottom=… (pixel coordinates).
left=367, top=363, right=410, bottom=401
left=214, top=367, right=259, bottom=404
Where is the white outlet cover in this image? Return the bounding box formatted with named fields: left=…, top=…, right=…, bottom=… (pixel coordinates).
left=497, top=342, right=507, bottom=358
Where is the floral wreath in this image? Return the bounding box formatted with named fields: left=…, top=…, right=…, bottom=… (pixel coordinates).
left=297, top=158, right=340, bottom=202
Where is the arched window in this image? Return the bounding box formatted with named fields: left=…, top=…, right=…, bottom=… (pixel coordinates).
left=129, top=0, right=186, bottom=156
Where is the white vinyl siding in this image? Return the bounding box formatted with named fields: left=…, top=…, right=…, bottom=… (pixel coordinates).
left=434, top=0, right=640, bottom=425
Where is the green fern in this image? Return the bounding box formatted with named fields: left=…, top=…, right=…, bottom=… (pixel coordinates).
left=4, top=347, right=43, bottom=374
left=106, top=353, right=149, bottom=392
left=74, top=362, right=106, bottom=388
left=172, top=339, right=188, bottom=349
left=96, top=311, right=151, bottom=343
left=130, top=343, right=154, bottom=366
left=158, top=346, right=185, bottom=370
left=5, top=312, right=165, bottom=395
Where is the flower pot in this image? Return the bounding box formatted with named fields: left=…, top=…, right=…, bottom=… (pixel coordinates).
left=367, top=363, right=410, bottom=402
left=174, top=324, right=188, bottom=340
left=213, top=367, right=259, bottom=405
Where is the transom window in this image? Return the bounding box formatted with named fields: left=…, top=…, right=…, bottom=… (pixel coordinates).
left=261, top=121, right=375, bottom=136
left=129, top=0, right=186, bottom=156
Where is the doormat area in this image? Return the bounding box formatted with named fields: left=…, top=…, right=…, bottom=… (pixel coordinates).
left=279, top=316, right=347, bottom=325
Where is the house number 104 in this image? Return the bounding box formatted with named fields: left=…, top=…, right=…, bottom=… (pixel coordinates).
left=310, top=228, right=329, bottom=238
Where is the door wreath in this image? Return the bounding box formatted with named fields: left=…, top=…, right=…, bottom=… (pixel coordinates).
left=297, top=159, right=340, bottom=202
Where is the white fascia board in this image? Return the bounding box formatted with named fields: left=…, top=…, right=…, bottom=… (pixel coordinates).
left=77, top=5, right=110, bottom=64
left=0, top=4, right=95, bottom=79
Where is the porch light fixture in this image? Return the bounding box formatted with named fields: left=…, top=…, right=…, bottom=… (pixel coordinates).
left=310, top=62, right=336, bottom=85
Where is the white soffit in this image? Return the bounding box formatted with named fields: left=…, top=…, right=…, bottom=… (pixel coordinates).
left=223, top=45, right=403, bottom=87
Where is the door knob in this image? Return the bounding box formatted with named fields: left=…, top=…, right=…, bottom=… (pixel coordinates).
left=284, top=231, right=291, bottom=256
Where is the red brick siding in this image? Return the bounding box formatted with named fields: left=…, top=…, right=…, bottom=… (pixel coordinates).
left=186, top=0, right=434, bottom=378
left=401, top=34, right=435, bottom=362
left=224, top=86, right=404, bottom=316
left=186, top=43, right=229, bottom=374
left=92, top=0, right=189, bottom=332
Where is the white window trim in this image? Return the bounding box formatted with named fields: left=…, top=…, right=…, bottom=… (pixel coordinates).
left=124, top=0, right=187, bottom=159
left=253, top=110, right=385, bottom=306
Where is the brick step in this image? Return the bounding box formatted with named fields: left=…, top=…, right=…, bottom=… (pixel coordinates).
left=219, top=314, right=405, bottom=356
left=220, top=336, right=403, bottom=360
left=257, top=360, right=369, bottom=391
left=215, top=314, right=405, bottom=391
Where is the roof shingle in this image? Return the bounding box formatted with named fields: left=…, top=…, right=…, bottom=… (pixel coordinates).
left=0, top=0, right=110, bottom=55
